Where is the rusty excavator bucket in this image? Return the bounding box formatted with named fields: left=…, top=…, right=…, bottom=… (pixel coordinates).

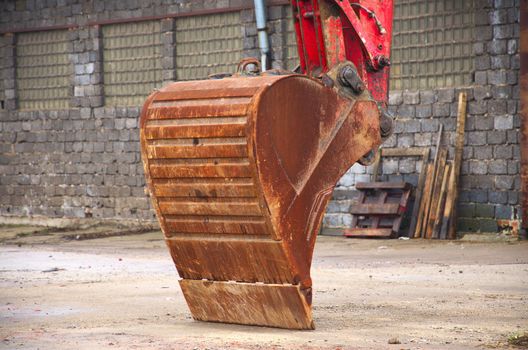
left=139, top=71, right=384, bottom=329
left=139, top=0, right=394, bottom=330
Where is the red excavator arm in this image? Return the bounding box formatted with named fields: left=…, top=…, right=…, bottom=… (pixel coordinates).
left=139, top=0, right=394, bottom=330
left=291, top=0, right=393, bottom=105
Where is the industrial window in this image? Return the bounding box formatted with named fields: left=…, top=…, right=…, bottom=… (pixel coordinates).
left=102, top=20, right=163, bottom=106
left=390, top=0, right=475, bottom=90
left=175, top=12, right=242, bottom=80
left=16, top=30, right=71, bottom=110
left=285, top=6, right=299, bottom=71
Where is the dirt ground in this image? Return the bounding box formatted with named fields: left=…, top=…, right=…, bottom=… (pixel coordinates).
left=0, top=224, right=527, bottom=350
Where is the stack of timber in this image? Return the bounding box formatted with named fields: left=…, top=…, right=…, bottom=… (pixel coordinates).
left=343, top=92, right=467, bottom=239
left=413, top=92, right=467, bottom=239
left=343, top=182, right=412, bottom=238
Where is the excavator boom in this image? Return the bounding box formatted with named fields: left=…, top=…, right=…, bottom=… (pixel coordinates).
left=292, top=0, right=393, bottom=104
left=140, top=0, right=394, bottom=329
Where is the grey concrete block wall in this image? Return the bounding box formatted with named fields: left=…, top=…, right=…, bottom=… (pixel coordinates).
left=240, top=4, right=292, bottom=70
left=0, top=106, right=150, bottom=220
left=0, top=0, right=522, bottom=235
left=0, top=0, right=294, bottom=222
left=324, top=0, right=521, bottom=233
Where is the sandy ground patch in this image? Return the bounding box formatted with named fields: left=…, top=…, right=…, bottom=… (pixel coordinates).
left=1, top=227, right=527, bottom=349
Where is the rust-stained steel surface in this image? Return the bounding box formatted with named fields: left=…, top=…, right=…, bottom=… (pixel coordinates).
left=521, top=0, right=528, bottom=232
left=140, top=74, right=381, bottom=329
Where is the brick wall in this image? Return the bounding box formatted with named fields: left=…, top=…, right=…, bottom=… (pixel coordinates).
left=0, top=0, right=522, bottom=234
left=324, top=0, right=521, bottom=233
left=0, top=0, right=292, bottom=221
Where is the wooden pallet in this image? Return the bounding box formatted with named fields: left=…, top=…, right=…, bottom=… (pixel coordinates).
left=371, top=147, right=430, bottom=237
left=344, top=182, right=411, bottom=238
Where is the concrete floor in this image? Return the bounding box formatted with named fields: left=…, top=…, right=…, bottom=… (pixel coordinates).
left=0, top=225, right=527, bottom=349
